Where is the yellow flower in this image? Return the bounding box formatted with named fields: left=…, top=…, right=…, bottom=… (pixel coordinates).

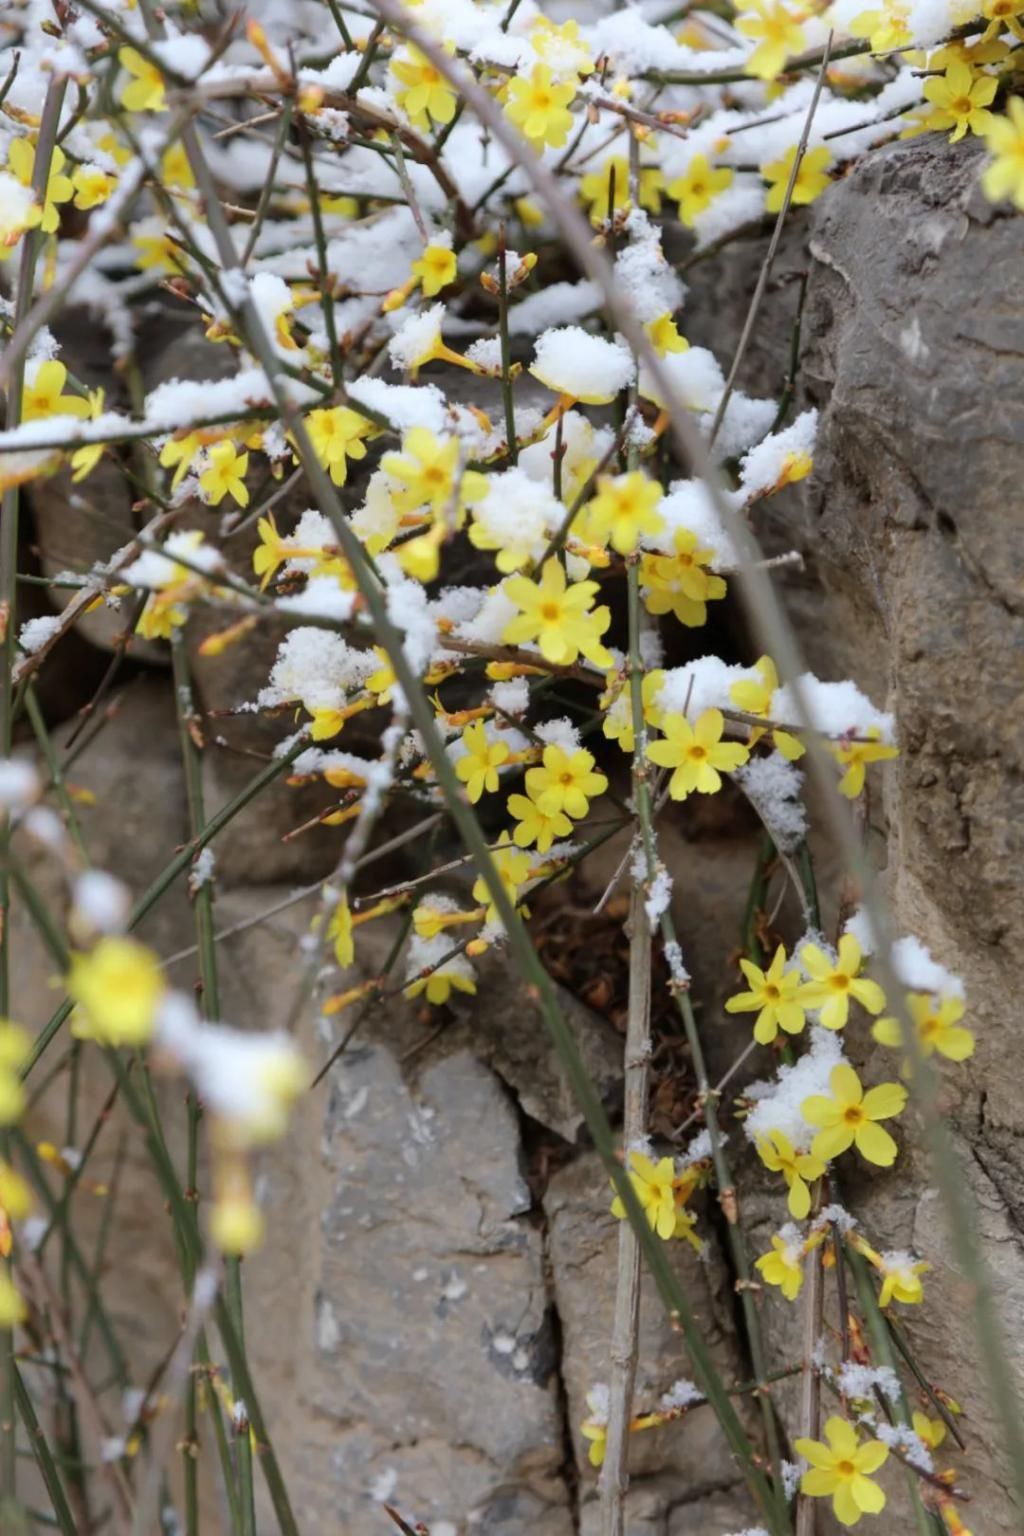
left=210, top=1193, right=265, bottom=1254
left=391, top=44, right=457, bottom=131
left=798, top=934, right=885, bottom=1030
left=873, top=991, right=974, bottom=1064
left=725, top=945, right=806, bottom=1045
left=601, top=668, right=664, bottom=755
left=729, top=655, right=804, bottom=759
left=755, top=1228, right=805, bottom=1299
left=801, top=1063, right=907, bottom=1167
left=0, top=1163, right=32, bottom=1224
left=328, top=896, right=354, bottom=967
left=869, top=1247, right=930, bottom=1307
left=405, top=962, right=477, bottom=1006
left=159, top=431, right=202, bottom=489
left=609, top=1152, right=678, bottom=1240
left=507, top=792, right=572, bottom=853
left=22, top=360, right=90, bottom=423
left=0, top=1022, right=31, bottom=1127
left=306, top=405, right=372, bottom=487
left=0, top=1267, right=27, bottom=1329
left=646, top=708, right=749, bottom=800
left=72, top=163, right=117, bottom=211
left=199, top=441, right=249, bottom=507
left=501, top=558, right=613, bottom=669
left=581, top=1415, right=607, bottom=1467
left=530, top=16, right=594, bottom=78
left=667, top=155, right=733, bottom=228
left=640, top=528, right=727, bottom=627
left=645, top=313, right=689, bottom=356
left=382, top=427, right=487, bottom=519
left=794, top=1416, right=889, bottom=1527
left=982, top=97, right=1024, bottom=208
left=848, top=1, right=911, bottom=52
left=412, top=243, right=457, bottom=297
left=583, top=471, right=664, bottom=555
left=832, top=727, right=899, bottom=798
left=524, top=745, right=604, bottom=821
left=912, top=1411, right=946, bottom=1450
left=67, top=937, right=165, bottom=1047
left=6, top=138, right=73, bottom=235
left=761, top=145, right=832, bottom=214
left=736, top=0, right=806, bottom=80
left=471, top=834, right=532, bottom=925
left=454, top=720, right=510, bottom=802
left=578, top=155, right=663, bottom=223
left=922, top=60, right=997, bottom=143
left=505, top=65, right=576, bottom=149
left=70, top=388, right=107, bottom=483
left=756, top=1129, right=824, bottom=1218
left=119, top=46, right=166, bottom=112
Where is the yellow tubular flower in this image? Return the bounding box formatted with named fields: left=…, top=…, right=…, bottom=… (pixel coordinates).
left=0, top=1023, right=31, bottom=1127
left=736, top=0, right=807, bottom=81
left=391, top=44, right=457, bottom=131
left=609, top=1153, right=678, bottom=1240
left=525, top=743, right=607, bottom=819
left=922, top=60, right=997, bottom=142
left=507, top=792, right=572, bottom=853
left=645, top=313, right=689, bottom=356
left=505, top=65, right=577, bottom=150
left=22, top=360, right=90, bottom=423
left=578, top=155, right=663, bottom=223
left=602, top=668, right=664, bottom=755
left=412, top=243, right=457, bottom=297
left=794, top=1416, right=889, bottom=1527
left=798, top=934, right=885, bottom=1030
left=454, top=720, right=510, bottom=802
left=755, top=1229, right=805, bottom=1299
left=667, top=154, right=734, bottom=228
left=70, top=388, right=107, bottom=483
left=67, top=938, right=165, bottom=1047
left=583, top=471, right=664, bottom=555
left=832, top=727, right=899, bottom=798
left=72, top=164, right=117, bottom=211
left=801, top=1063, right=907, bottom=1167
left=912, top=1411, right=946, bottom=1450
left=872, top=991, right=974, bottom=1064
left=725, top=945, right=806, bottom=1044
left=761, top=145, right=832, bottom=213
left=872, top=1249, right=930, bottom=1307
left=501, top=558, right=613, bottom=668
left=306, top=405, right=372, bottom=487
left=382, top=428, right=487, bottom=520
left=640, top=528, right=727, bottom=628
left=729, top=655, right=804, bottom=759
left=646, top=708, right=749, bottom=800
left=199, top=441, right=249, bottom=507
left=119, top=46, right=166, bottom=112
left=756, top=1130, right=824, bottom=1219
left=7, top=139, right=73, bottom=234
left=982, top=98, right=1024, bottom=208
left=470, top=835, right=532, bottom=925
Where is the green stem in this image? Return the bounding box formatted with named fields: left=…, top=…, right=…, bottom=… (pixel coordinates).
left=12, top=1367, right=77, bottom=1536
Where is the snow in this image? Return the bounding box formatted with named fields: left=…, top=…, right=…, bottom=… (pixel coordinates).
left=535, top=717, right=581, bottom=752
left=658, top=1377, right=704, bottom=1410
left=744, top=1027, right=846, bottom=1153
left=639, top=345, right=724, bottom=415
left=73, top=870, right=130, bottom=933
left=770, top=675, right=895, bottom=743
left=739, top=410, right=818, bottom=499
left=875, top=1419, right=935, bottom=1472
left=389, top=304, right=444, bottom=370
left=734, top=753, right=807, bottom=852
left=347, top=376, right=447, bottom=435
left=17, top=614, right=61, bottom=655
left=259, top=627, right=376, bottom=711
left=652, top=479, right=742, bottom=570
left=276, top=578, right=358, bottom=624
left=656, top=658, right=759, bottom=722
left=0, top=758, right=39, bottom=812
left=530, top=326, right=636, bottom=403
left=508, top=281, right=601, bottom=336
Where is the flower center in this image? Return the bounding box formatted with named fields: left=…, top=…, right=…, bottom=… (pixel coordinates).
left=832, top=973, right=849, bottom=990
left=952, top=94, right=973, bottom=115
left=540, top=602, right=561, bottom=621
left=843, top=1105, right=865, bottom=1126
left=836, top=1459, right=856, bottom=1478
left=764, top=983, right=780, bottom=1001
left=689, top=745, right=707, bottom=760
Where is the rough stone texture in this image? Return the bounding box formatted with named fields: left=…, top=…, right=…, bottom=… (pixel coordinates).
left=784, top=136, right=1024, bottom=1532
